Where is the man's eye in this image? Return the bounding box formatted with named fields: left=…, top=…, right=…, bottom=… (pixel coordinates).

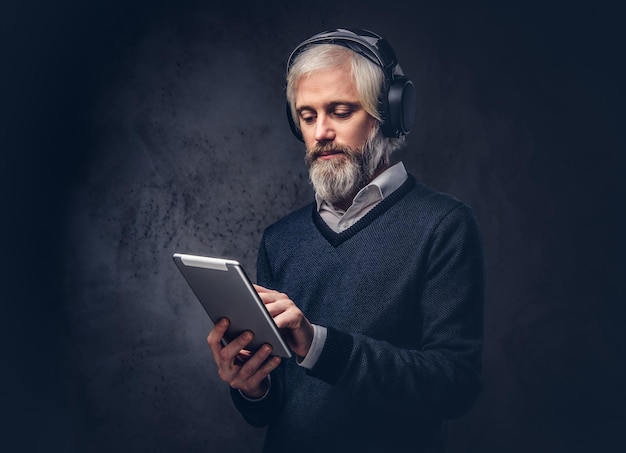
left=333, top=110, right=352, bottom=119
left=300, top=115, right=315, bottom=124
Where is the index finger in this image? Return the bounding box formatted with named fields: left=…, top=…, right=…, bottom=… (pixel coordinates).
left=253, top=284, right=270, bottom=293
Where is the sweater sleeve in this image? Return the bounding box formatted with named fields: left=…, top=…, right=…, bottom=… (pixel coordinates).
left=229, top=234, right=285, bottom=427
left=307, top=203, right=485, bottom=419
left=229, top=369, right=283, bottom=428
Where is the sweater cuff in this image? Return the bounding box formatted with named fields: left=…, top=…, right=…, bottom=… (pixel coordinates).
left=306, top=326, right=353, bottom=384
left=230, top=375, right=281, bottom=428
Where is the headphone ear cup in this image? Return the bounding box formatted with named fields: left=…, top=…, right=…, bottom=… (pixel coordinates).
left=286, top=102, right=304, bottom=142
left=385, top=78, right=416, bottom=137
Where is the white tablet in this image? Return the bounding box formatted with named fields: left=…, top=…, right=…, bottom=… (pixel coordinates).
left=172, top=253, right=292, bottom=358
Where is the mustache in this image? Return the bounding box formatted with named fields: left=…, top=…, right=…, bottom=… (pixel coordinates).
left=305, top=143, right=357, bottom=165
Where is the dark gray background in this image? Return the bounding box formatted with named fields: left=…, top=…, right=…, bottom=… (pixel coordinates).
left=2, top=0, right=625, bottom=452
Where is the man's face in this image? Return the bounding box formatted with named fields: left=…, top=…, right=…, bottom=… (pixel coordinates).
left=295, top=65, right=376, bottom=155
left=294, top=65, right=383, bottom=205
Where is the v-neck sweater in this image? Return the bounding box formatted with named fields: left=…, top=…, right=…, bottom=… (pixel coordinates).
left=232, top=174, right=485, bottom=453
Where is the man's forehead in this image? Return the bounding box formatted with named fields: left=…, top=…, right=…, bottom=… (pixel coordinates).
left=295, top=64, right=355, bottom=89
left=294, top=68, right=360, bottom=105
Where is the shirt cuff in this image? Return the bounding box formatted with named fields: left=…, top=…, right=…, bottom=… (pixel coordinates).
left=297, top=324, right=327, bottom=369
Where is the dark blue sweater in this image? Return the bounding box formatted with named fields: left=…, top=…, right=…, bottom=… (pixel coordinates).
left=232, top=175, right=485, bottom=453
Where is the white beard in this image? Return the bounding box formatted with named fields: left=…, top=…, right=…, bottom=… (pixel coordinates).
left=306, top=127, right=387, bottom=205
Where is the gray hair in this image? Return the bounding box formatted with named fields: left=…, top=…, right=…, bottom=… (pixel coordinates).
left=286, top=44, right=405, bottom=155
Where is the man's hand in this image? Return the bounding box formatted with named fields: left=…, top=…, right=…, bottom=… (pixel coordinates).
left=207, top=318, right=282, bottom=399
left=254, top=285, right=314, bottom=359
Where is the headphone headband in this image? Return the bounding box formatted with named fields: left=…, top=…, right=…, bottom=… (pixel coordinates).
left=286, top=28, right=400, bottom=78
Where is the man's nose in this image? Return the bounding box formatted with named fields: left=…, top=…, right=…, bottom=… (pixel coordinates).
left=314, top=114, right=335, bottom=142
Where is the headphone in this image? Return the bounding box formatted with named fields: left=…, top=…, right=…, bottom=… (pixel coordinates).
left=285, top=27, right=416, bottom=142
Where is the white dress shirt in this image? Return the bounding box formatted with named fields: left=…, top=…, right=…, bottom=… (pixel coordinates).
left=316, top=161, right=409, bottom=233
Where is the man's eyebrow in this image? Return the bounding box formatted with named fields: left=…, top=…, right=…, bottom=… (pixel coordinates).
left=296, top=102, right=361, bottom=113
left=329, top=101, right=360, bottom=109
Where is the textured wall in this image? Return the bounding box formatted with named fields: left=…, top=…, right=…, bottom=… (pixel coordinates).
left=3, top=1, right=624, bottom=452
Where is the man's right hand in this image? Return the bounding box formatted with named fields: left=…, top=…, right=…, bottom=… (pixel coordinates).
left=207, top=318, right=282, bottom=399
